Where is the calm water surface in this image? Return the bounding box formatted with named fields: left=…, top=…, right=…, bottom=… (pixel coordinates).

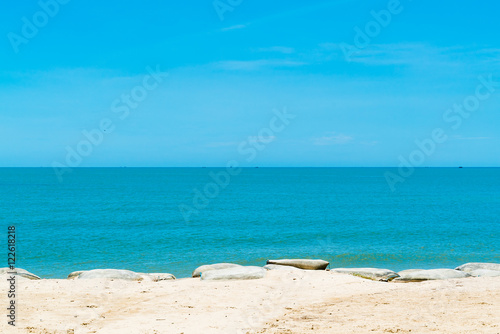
left=1, top=167, right=498, bottom=278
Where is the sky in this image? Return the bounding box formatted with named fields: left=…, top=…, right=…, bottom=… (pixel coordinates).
left=0, top=0, right=499, bottom=167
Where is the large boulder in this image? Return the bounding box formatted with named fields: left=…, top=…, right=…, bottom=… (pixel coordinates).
left=71, top=269, right=144, bottom=281
left=263, top=264, right=303, bottom=272
left=0, top=274, right=30, bottom=281
left=455, top=262, right=500, bottom=273
left=266, top=259, right=329, bottom=270
left=192, top=263, right=241, bottom=278
left=394, top=269, right=471, bottom=282
left=468, top=269, right=500, bottom=277
left=397, top=269, right=425, bottom=275
left=331, top=268, right=399, bottom=281
left=0, top=268, right=41, bottom=280
left=201, top=266, right=266, bottom=281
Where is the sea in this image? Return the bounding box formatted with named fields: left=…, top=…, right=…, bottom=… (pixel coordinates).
left=1, top=167, right=499, bottom=279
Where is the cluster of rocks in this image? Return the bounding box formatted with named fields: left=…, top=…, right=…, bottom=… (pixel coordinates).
left=190, top=260, right=500, bottom=282
left=1, top=261, right=499, bottom=282
left=67, top=269, right=176, bottom=281
left=0, top=268, right=175, bottom=282
left=191, top=259, right=329, bottom=281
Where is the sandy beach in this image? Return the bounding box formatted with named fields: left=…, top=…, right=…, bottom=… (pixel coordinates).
left=1, top=270, right=499, bottom=334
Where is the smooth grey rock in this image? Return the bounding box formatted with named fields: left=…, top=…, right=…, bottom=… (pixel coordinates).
left=201, top=266, right=266, bottom=281
left=266, top=259, right=329, bottom=270
left=455, top=262, right=500, bottom=273
left=263, top=264, right=303, bottom=272
left=468, top=269, right=500, bottom=277
left=1, top=273, right=30, bottom=281
left=331, top=268, right=399, bottom=281
left=139, top=273, right=176, bottom=281
left=394, top=269, right=470, bottom=282
left=0, top=267, right=41, bottom=280
left=74, top=269, right=144, bottom=281
left=192, top=263, right=241, bottom=278
left=398, top=269, right=425, bottom=275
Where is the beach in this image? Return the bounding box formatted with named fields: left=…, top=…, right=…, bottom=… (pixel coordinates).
left=2, top=270, right=499, bottom=334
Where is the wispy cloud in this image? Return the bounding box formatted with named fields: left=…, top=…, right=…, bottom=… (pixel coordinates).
left=313, top=132, right=353, bottom=146
left=360, top=140, right=379, bottom=146
left=255, top=46, right=295, bottom=54
left=221, top=24, right=248, bottom=32
left=205, top=141, right=239, bottom=148
left=205, top=137, right=277, bottom=147
left=451, top=135, right=492, bottom=140
left=343, top=43, right=456, bottom=66
left=315, top=42, right=500, bottom=68
left=214, top=59, right=306, bottom=71
left=248, top=135, right=276, bottom=144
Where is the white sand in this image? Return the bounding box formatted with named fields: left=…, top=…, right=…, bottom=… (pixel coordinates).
left=1, top=271, right=499, bottom=334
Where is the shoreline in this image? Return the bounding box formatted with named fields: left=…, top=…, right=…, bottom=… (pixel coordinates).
left=6, top=259, right=500, bottom=280
left=1, top=270, right=499, bottom=333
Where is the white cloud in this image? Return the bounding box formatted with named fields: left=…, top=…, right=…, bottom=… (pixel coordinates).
left=451, top=135, right=492, bottom=140
left=248, top=135, right=276, bottom=144
left=346, top=43, right=450, bottom=66
left=214, top=59, right=306, bottom=71
left=315, top=42, right=500, bottom=68
left=221, top=24, right=247, bottom=32
left=313, top=132, right=353, bottom=146
left=205, top=141, right=239, bottom=148
left=360, top=140, right=379, bottom=146
left=256, top=46, right=295, bottom=54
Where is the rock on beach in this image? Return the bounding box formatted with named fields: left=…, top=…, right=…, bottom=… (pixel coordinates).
left=266, top=259, right=329, bottom=270
left=0, top=267, right=41, bottom=280
left=455, top=262, right=500, bottom=273
left=201, top=266, right=266, bottom=281
left=393, top=269, right=471, bottom=282
left=68, top=269, right=145, bottom=281
left=192, top=263, right=242, bottom=278
left=468, top=269, right=500, bottom=277
left=331, top=268, right=399, bottom=281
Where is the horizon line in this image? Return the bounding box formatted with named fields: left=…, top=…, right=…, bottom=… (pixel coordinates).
left=0, top=166, right=499, bottom=169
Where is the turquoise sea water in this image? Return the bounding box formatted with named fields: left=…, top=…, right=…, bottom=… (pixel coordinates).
left=1, top=167, right=499, bottom=278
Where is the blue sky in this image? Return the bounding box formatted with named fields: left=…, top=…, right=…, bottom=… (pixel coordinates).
left=0, top=0, right=499, bottom=167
